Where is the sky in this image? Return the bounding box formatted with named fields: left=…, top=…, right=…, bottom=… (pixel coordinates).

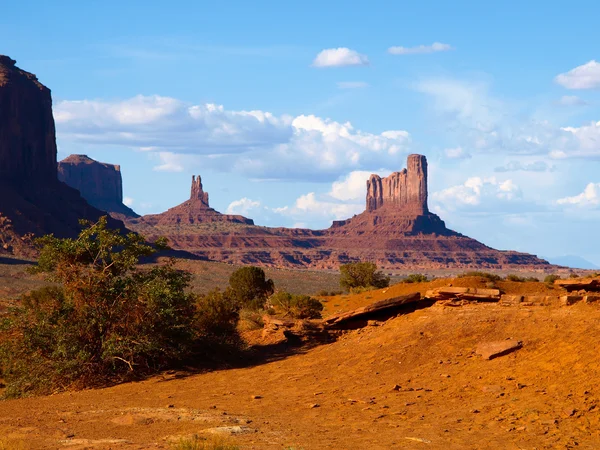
left=3, top=1, right=600, bottom=265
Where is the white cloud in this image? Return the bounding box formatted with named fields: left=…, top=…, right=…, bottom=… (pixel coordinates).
left=337, top=81, right=369, bottom=89
left=329, top=170, right=388, bottom=201
left=556, top=95, right=588, bottom=107
left=123, top=196, right=134, bottom=207
left=274, top=192, right=363, bottom=222
left=557, top=183, right=600, bottom=207
left=55, top=96, right=410, bottom=181
left=431, top=176, right=522, bottom=211
left=388, top=42, right=453, bottom=55
left=226, top=198, right=261, bottom=215
left=444, top=146, right=471, bottom=159
left=555, top=61, right=600, bottom=90
left=312, top=48, right=369, bottom=68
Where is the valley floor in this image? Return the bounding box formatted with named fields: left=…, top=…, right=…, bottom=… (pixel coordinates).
left=2, top=290, right=600, bottom=449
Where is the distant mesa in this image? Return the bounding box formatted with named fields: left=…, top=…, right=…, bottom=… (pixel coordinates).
left=58, top=154, right=139, bottom=220
left=128, top=175, right=254, bottom=227
left=0, top=55, right=124, bottom=242
left=125, top=154, right=553, bottom=270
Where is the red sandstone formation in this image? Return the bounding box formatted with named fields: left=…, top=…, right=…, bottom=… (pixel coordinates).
left=0, top=55, right=123, bottom=243
left=126, top=155, right=553, bottom=271
left=128, top=175, right=254, bottom=227
left=58, top=155, right=139, bottom=219
left=0, top=55, right=56, bottom=183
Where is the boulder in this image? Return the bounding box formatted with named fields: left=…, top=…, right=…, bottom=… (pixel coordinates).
left=500, top=295, right=523, bottom=306
left=560, top=295, right=584, bottom=306
left=554, top=278, right=600, bottom=292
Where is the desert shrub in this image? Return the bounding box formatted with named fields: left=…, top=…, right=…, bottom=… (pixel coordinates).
left=458, top=271, right=501, bottom=282
left=270, top=291, right=324, bottom=319
left=525, top=276, right=540, bottom=282
left=238, top=308, right=268, bottom=331
left=228, top=266, right=274, bottom=310
left=403, top=274, right=429, bottom=283
left=339, top=262, right=390, bottom=291
left=349, top=285, right=378, bottom=294
left=544, top=274, right=561, bottom=284
left=0, top=217, right=197, bottom=398
left=171, top=434, right=239, bottom=450
left=569, top=272, right=580, bottom=279
left=195, top=289, right=240, bottom=341
left=316, top=289, right=342, bottom=297
left=505, top=274, right=526, bottom=282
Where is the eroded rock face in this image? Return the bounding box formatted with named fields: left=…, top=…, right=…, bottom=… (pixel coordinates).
left=0, top=56, right=124, bottom=243
left=366, top=154, right=428, bottom=214
left=0, top=55, right=57, bottom=183
left=58, top=155, right=139, bottom=219
left=190, top=175, right=210, bottom=208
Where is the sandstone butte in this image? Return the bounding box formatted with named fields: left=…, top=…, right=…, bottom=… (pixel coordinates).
left=120, top=154, right=553, bottom=270
left=0, top=55, right=123, bottom=240
left=58, top=154, right=139, bottom=220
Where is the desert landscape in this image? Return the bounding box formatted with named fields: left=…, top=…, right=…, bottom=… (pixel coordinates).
left=2, top=3, right=600, bottom=449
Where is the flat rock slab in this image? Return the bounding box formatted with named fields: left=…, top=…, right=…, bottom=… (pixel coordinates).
left=476, top=340, right=522, bottom=360
left=323, top=292, right=421, bottom=328
left=555, top=278, right=600, bottom=292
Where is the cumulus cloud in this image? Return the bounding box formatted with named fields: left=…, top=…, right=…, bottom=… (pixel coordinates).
left=123, top=197, right=134, bottom=207
left=555, top=61, right=600, bottom=90
left=444, top=146, right=471, bottom=159
left=415, top=77, right=598, bottom=158
left=337, top=81, right=369, bottom=89
left=556, top=95, right=588, bottom=107
left=226, top=198, right=262, bottom=215
left=431, top=177, right=522, bottom=212
left=494, top=161, right=555, bottom=173
left=274, top=192, right=362, bottom=223
left=388, top=42, right=453, bottom=55
left=328, top=170, right=392, bottom=201
left=312, top=48, right=369, bottom=68
left=557, top=183, right=600, bottom=207
left=54, top=96, right=411, bottom=180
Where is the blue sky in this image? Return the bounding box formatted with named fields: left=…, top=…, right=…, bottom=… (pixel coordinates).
left=3, top=1, right=600, bottom=265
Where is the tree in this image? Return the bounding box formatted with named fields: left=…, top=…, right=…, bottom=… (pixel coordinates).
left=339, top=262, right=390, bottom=291
left=228, top=266, right=274, bottom=309
left=0, top=217, right=197, bottom=397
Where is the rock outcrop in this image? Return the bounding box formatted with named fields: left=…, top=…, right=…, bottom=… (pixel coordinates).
left=0, top=55, right=57, bottom=183
left=128, top=175, right=254, bottom=227
left=0, top=55, right=124, bottom=244
left=125, top=155, right=554, bottom=271
left=366, top=154, right=428, bottom=214
left=58, top=155, right=139, bottom=219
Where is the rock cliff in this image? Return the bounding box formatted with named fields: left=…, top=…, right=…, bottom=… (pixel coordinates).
left=58, top=155, right=139, bottom=219
left=0, top=55, right=124, bottom=244
left=0, top=55, right=57, bottom=183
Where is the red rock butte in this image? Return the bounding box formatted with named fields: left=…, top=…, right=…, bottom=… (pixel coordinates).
left=125, top=155, right=553, bottom=270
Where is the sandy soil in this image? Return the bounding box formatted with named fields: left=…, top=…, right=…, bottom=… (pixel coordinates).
left=1, top=277, right=599, bottom=449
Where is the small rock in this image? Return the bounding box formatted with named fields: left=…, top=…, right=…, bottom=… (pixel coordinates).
left=167, top=404, right=175, bottom=408
left=391, top=384, right=401, bottom=391
left=309, top=403, right=320, bottom=409
left=471, top=409, right=480, bottom=414
left=476, top=340, right=522, bottom=360
left=251, top=395, right=262, bottom=400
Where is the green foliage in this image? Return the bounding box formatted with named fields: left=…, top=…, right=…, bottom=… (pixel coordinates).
left=544, top=274, right=561, bottom=284
left=339, top=262, right=390, bottom=291
left=403, top=274, right=429, bottom=283
left=569, top=272, right=580, bottom=279
left=458, top=271, right=502, bottom=282
left=270, top=291, right=324, bottom=319
left=171, top=435, right=239, bottom=450
left=195, top=288, right=241, bottom=341
left=505, top=274, right=526, bottom=282
left=0, top=217, right=196, bottom=398
left=228, top=266, right=274, bottom=310
left=316, top=289, right=343, bottom=297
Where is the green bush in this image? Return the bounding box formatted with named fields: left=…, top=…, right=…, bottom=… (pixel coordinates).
left=0, top=217, right=197, bottom=398
left=270, top=292, right=324, bottom=319
left=505, top=274, right=525, bottom=282
left=171, top=435, right=239, bottom=450
left=339, top=262, right=390, bottom=291
left=195, top=289, right=240, bottom=341
left=458, top=271, right=501, bottom=282
left=544, top=274, right=561, bottom=284
left=228, top=266, right=274, bottom=310
left=403, top=274, right=429, bottom=283
left=525, top=276, right=540, bottom=282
